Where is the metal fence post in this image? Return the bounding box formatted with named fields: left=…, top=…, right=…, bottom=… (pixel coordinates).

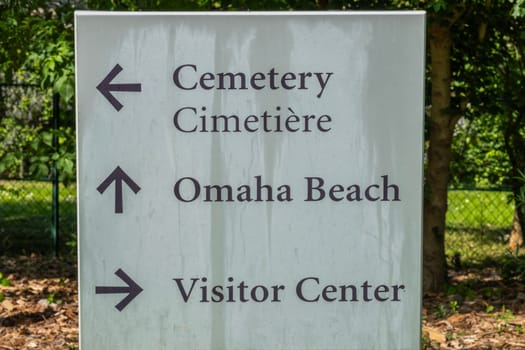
left=52, top=93, right=60, bottom=257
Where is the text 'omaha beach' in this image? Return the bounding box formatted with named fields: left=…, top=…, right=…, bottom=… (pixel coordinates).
left=173, top=175, right=401, bottom=203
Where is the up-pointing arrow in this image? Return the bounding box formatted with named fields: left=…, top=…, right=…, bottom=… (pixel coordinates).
left=96, top=63, right=142, bottom=111
left=95, top=269, right=143, bottom=312
left=97, top=166, right=141, bottom=214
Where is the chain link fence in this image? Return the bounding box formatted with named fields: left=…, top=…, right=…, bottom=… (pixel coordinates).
left=0, top=84, right=76, bottom=256
left=0, top=180, right=76, bottom=255
left=446, top=187, right=514, bottom=238
left=445, top=187, right=515, bottom=267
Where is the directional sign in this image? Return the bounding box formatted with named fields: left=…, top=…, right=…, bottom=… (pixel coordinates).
left=95, top=269, right=143, bottom=311
left=96, top=64, right=142, bottom=111
left=96, top=166, right=141, bottom=214
left=76, top=12, right=425, bottom=350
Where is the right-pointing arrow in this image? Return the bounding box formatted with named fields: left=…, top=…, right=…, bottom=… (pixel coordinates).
left=97, top=166, right=141, bottom=214
left=95, top=269, right=143, bottom=312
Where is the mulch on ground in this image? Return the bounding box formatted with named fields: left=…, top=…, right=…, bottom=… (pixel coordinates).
left=0, top=256, right=77, bottom=350
left=423, top=268, right=525, bottom=349
left=1, top=255, right=525, bottom=349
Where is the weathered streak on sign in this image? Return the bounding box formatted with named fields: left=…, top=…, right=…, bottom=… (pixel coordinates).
left=75, top=12, right=425, bottom=350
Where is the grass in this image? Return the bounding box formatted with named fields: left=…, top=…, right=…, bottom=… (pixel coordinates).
left=446, top=188, right=518, bottom=268
left=447, top=189, right=514, bottom=232
left=445, top=229, right=513, bottom=268
left=0, top=180, right=76, bottom=255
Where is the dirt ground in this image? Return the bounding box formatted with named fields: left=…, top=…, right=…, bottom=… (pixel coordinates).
left=1, top=255, right=525, bottom=349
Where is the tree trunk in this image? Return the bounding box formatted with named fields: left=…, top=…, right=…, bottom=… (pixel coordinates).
left=502, top=66, right=525, bottom=254
left=423, top=23, right=456, bottom=292
left=509, top=208, right=523, bottom=254
left=505, top=122, right=525, bottom=254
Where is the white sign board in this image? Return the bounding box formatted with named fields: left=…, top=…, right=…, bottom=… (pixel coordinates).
left=75, top=12, right=425, bottom=350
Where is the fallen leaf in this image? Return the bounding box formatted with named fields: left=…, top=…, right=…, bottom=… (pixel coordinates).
left=447, top=313, right=467, bottom=326
left=423, top=325, right=447, bottom=343
left=1, top=299, right=14, bottom=311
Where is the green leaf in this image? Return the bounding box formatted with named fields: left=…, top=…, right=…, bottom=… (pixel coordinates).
left=54, top=74, right=74, bottom=103
left=37, top=163, right=49, bottom=177
left=431, top=0, right=446, bottom=12
left=0, top=279, right=11, bottom=287
left=43, top=132, right=53, bottom=147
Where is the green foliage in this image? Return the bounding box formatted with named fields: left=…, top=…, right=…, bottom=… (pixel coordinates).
left=47, top=292, right=62, bottom=304
left=501, top=254, right=525, bottom=282
left=0, top=272, right=11, bottom=302
left=451, top=116, right=512, bottom=188
left=0, top=272, right=11, bottom=287
left=438, top=1, right=523, bottom=191
left=429, top=0, right=447, bottom=12
left=447, top=282, right=476, bottom=301
left=432, top=303, right=449, bottom=319
left=23, top=9, right=75, bottom=102
left=483, top=286, right=502, bottom=299
left=512, top=0, right=525, bottom=18
left=0, top=86, right=76, bottom=183
left=0, top=1, right=76, bottom=183
left=432, top=300, right=460, bottom=319
left=497, top=305, right=516, bottom=322
left=485, top=302, right=495, bottom=313
left=87, top=0, right=302, bottom=10
left=0, top=1, right=75, bottom=95
left=449, top=300, right=459, bottom=313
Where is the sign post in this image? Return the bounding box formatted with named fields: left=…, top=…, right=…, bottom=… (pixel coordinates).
left=75, top=12, right=425, bottom=350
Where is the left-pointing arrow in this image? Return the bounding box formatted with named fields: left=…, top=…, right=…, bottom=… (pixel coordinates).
left=96, top=63, right=142, bottom=112
left=97, top=166, right=141, bottom=214
left=96, top=269, right=143, bottom=312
